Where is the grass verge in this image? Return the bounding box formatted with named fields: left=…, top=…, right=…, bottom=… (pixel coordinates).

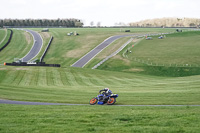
left=0, top=104, right=200, bottom=133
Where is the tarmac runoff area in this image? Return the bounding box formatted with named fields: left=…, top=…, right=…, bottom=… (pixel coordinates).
left=1, top=99, right=200, bottom=107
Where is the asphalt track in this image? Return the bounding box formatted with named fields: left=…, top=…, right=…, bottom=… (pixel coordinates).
left=71, top=34, right=137, bottom=68
left=1, top=99, right=200, bottom=106
left=21, top=29, right=43, bottom=62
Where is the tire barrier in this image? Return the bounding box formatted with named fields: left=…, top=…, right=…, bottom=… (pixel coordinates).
left=0, top=29, right=13, bottom=51
left=4, top=62, right=60, bottom=67
left=40, top=36, right=53, bottom=62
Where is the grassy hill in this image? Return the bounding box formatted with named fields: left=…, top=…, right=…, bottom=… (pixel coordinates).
left=98, top=30, right=200, bottom=77
left=0, top=29, right=11, bottom=49
left=0, top=29, right=33, bottom=63
left=0, top=66, right=200, bottom=105
left=0, top=28, right=200, bottom=133
left=33, top=28, right=175, bottom=67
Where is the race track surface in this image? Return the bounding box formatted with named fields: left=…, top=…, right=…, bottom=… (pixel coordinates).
left=21, top=29, right=43, bottom=62
left=71, top=34, right=136, bottom=68
left=1, top=99, right=200, bottom=106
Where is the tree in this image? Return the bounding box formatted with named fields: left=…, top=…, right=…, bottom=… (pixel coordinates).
left=0, top=18, right=83, bottom=27
left=97, top=22, right=101, bottom=27
left=90, top=21, right=94, bottom=27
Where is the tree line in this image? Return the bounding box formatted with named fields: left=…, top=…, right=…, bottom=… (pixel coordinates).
left=129, top=17, right=200, bottom=27
left=0, top=18, right=83, bottom=27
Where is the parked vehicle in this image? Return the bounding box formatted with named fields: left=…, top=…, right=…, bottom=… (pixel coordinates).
left=146, top=37, right=152, bottom=40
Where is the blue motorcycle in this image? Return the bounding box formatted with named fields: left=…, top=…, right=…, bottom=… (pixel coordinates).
left=89, top=92, right=118, bottom=105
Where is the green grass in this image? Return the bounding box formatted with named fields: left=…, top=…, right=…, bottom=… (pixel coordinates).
left=98, top=31, right=200, bottom=76
left=130, top=31, right=200, bottom=66
left=28, top=28, right=175, bottom=67
left=0, top=29, right=33, bottom=63
left=0, top=66, right=200, bottom=105
left=0, top=29, right=6, bottom=44
left=0, top=29, right=11, bottom=49
left=1, top=28, right=200, bottom=133
left=0, top=105, right=200, bottom=133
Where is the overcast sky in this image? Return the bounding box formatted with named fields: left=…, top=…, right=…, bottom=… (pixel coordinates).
left=1, top=0, right=200, bottom=26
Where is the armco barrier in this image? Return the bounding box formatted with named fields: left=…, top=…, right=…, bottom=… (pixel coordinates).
left=0, top=29, right=13, bottom=51
left=40, top=36, right=53, bottom=62
left=5, top=62, right=60, bottom=67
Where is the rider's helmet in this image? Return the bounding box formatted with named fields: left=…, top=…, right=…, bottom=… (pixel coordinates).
left=105, top=88, right=109, bottom=90
left=105, top=88, right=112, bottom=94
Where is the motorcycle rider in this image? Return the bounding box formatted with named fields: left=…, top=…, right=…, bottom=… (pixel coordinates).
left=99, top=88, right=112, bottom=101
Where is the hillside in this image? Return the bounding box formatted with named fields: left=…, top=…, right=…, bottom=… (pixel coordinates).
left=98, top=30, right=200, bottom=77
left=129, top=17, right=200, bottom=27
left=0, top=28, right=200, bottom=133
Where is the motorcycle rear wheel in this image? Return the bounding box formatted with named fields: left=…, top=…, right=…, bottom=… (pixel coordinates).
left=107, top=98, right=116, bottom=105
left=89, top=98, right=97, bottom=105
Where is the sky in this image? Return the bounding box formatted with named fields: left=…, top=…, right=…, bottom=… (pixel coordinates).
left=1, top=0, right=200, bottom=26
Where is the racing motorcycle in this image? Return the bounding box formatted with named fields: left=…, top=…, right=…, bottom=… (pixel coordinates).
left=89, top=92, right=118, bottom=105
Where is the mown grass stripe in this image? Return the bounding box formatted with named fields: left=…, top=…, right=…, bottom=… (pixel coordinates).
left=1, top=70, right=16, bottom=85
left=83, top=73, right=103, bottom=86
left=0, top=70, right=7, bottom=83
left=19, top=69, right=32, bottom=86
left=70, top=70, right=88, bottom=86
left=37, top=68, right=47, bottom=86
left=52, top=68, right=64, bottom=86
left=46, top=68, right=54, bottom=86
left=58, top=69, right=71, bottom=86
left=110, top=76, right=132, bottom=86
left=76, top=73, right=94, bottom=86
left=96, top=75, right=117, bottom=86
left=65, top=69, right=78, bottom=86
left=12, top=70, right=26, bottom=86
left=29, top=68, right=39, bottom=86
left=88, top=74, right=109, bottom=87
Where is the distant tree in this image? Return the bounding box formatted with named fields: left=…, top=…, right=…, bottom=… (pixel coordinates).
left=189, top=23, right=196, bottom=27
left=90, top=21, right=94, bottom=27
left=97, top=22, right=101, bottom=27
left=0, top=18, right=83, bottom=27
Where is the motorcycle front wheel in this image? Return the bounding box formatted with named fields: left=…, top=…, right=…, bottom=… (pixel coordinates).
left=107, top=98, right=116, bottom=105
left=89, top=98, right=97, bottom=105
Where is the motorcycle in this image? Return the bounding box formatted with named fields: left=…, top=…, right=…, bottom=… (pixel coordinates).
left=89, top=92, right=118, bottom=105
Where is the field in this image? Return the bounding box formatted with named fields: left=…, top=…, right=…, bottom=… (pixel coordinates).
left=1, top=105, right=200, bottom=133
left=98, top=30, right=200, bottom=77
left=0, top=29, right=6, bottom=44
left=0, top=29, right=11, bottom=49
left=0, top=29, right=33, bottom=63
left=0, top=28, right=200, bottom=132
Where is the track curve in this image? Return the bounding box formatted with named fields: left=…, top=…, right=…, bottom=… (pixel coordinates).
left=1, top=99, right=200, bottom=106
left=21, top=29, right=43, bottom=62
